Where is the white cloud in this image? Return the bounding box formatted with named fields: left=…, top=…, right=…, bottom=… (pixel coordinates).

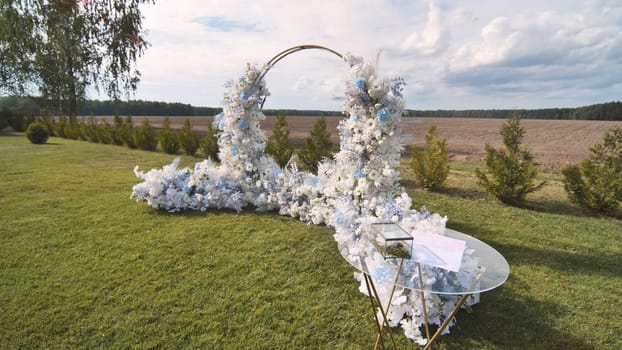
left=118, top=0, right=622, bottom=110
left=399, top=1, right=450, bottom=56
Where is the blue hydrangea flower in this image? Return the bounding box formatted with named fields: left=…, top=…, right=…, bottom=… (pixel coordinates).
left=373, top=265, right=391, bottom=282
left=311, top=176, right=319, bottom=186
left=354, top=77, right=366, bottom=89
left=350, top=114, right=360, bottom=122
left=240, top=92, right=249, bottom=101
left=377, top=107, right=390, bottom=122
left=355, top=168, right=365, bottom=179
left=183, top=184, right=191, bottom=195
left=229, top=146, right=238, bottom=156
left=218, top=180, right=227, bottom=190
left=238, top=120, right=248, bottom=130
left=359, top=93, right=369, bottom=103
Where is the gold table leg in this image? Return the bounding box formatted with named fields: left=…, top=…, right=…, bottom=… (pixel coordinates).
left=421, top=267, right=485, bottom=350
left=362, top=258, right=404, bottom=350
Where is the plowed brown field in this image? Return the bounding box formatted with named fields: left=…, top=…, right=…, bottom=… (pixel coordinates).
left=118, top=116, right=621, bottom=170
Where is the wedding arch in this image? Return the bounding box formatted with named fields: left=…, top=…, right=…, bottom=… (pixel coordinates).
left=131, top=44, right=470, bottom=345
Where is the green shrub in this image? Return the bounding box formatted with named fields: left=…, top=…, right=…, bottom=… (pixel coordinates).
left=120, top=116, right=136, bottom=148
left=63, top=116, right=79, bottom=140
left=0, top=107, right=11, bottom=130
left=179, top=118, right=199, bottom=156
left=265, top=113, right=294, bottom=168
left=111, top=114, right=124, bottom=145
left=411, top=124, right=449, bottom=190
left=6, top=110, right=33, bottom=132
left=475, top=112, right=544, bottom=205
left=158, top=117, right=180, bottom=154
left=297, top=117, right=333, bottom=173
left=38, top=114, right=56, bottom=136
left=562, top=127, right=622, bottom=214
left=134, top=119, right=158, bottom=151
left=81, top=117, right=98, bottom=142
left=200, top=123, right=219, bottom=161
left=55, top=116, right=67, bottom=138
left=96, top=121, right=113, bottom=144
left=25, top=121, right=49, bottom=144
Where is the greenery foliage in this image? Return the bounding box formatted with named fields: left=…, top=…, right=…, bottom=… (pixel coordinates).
left=179, top=118, right=199, bottom=156
left=133, top=118, right=157, bottom=151
left=475, top=112, right=544, bottom=204
left=120, top=116, right=136, bottom=149
left=25, top=121, right=49, bottom=144
left=297, top=117, right=333, bottom=173
left=199, top=124, right=219, bottom=161
left=411, top=124, right=449, bottom=189
left=265, top=113, right=294, bottom=168
left=0, top=0, right=152, bottom=116
left=562, top=127, right=622, bottom=214
left=96, top=120, right=113, bottom=144
left=158, top=117, right=180, bottom=154
left=111, top=114, right=124, bottom=146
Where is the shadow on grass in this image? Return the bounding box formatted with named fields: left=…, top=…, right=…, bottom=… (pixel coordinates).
left=443, top=284, right=596, bottom=350
left=449, top=223, right=621, bottom=279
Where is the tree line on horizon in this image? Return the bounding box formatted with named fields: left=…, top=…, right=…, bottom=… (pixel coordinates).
left=1, top=95, right=620, bottom=121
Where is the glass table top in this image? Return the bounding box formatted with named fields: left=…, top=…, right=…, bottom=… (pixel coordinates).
left=339, top=228, right=510, bottom=295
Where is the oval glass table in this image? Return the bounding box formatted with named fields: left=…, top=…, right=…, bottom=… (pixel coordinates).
left=339, top=228, right=510, bottom=349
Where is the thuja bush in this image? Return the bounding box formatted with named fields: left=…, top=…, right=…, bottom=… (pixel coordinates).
left=81, top=117, right=98, bottom=142
left=25, top=121, right=49, bottom=144
left=179, top=118, right=199, bottom=156
left=266, top=113, right=294, bottom=168
left=63, top=116, right=79, bottom=140
left=158, top=117, right=180, bottom=154
left=562, top=127, right=622, bottom=215
left=120, top=116, right=137, bottom=149
left=134, top=119, right=158, bottom=151
left=55, top=116, right=67, bottom=138
left=96, top=121, right=113, bottom=144
left=297, top=117, right=333, bottom=173
left=411, top=124, right=449, bottom=190
left=475, top=112, right=544, bottom=205
left=111, top=114, right=124, bottom=145
left=200, top=124, right=219, bottom=161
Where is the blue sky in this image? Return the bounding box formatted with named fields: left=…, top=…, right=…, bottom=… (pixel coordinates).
left=126, top=0, right=622, bottom=110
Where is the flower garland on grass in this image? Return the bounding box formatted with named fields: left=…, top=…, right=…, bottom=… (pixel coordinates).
left=131, top=53, right=474, bottom=346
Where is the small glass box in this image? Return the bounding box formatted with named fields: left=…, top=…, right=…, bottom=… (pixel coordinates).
left=368, top=223, right=413, bottom=259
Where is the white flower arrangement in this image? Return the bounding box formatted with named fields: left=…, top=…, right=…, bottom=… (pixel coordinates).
left=131, top=52, right=472, bottom=346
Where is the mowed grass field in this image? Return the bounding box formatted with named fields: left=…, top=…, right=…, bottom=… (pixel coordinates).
left=1, top=131, right=621, bottom=349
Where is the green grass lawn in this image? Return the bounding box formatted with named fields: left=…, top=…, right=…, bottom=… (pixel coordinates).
left=1, top=132, right=621, bottom=349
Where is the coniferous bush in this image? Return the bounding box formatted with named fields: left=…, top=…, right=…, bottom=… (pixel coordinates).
left=96, top=120, right=113, bottom=144
left=179, top=118, right=199, bottom=155
left=158, top=117, right=180, bottom=154
left=120, top=116, right=136, bottom=148
left=475, top=112, right=544, bottom=205
left=562, top=127, right=622, bottom=214
left=200, top=123, right=219, bottom=161
left=297, top=117, right=333, bottom=173
left=82, top=116, right=98, bottom=142
left=134, top=119, right=158, bottom=151
left=55, top=116, right=67, bottom=138
left=111, top=114, right=124, bottom=145
left=411, top=124, right=449, bottom=190
left=25, top=121, right=49, bottom=144
left=63, top=116, right=79, bottom=140
left=265, top=113, right=294, bottom=168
